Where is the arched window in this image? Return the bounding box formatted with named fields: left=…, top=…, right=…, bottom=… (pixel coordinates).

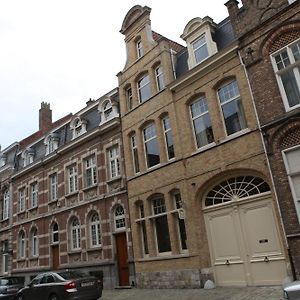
left=51, top=222, right=59, bottom=244
left=71, top=218, right=81, bottom=250
left=114, top=205, right=126, bottom=231
left=90, top=213, right=101, bottom=247
left=44, top=133, right=59, bottom=155
left=2, top=190, right=9, bottom=220
left=103, top=101, right=113, bottom=120
left=71, top=117, right=87, bottom=140
left=137, top=74, right=151, bottom=103
left=143, top=123, right=160, bottom=168
left=19, top=230, right=26, bottom=259
left=31, top=227, right=39, bottom=257
left=205, top=176, right=270, bottom=207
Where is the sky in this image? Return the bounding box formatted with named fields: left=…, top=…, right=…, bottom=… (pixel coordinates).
left=0, top=0, right=229, bottom=150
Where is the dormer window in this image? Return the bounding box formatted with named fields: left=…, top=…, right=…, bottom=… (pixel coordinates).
left=192, top=35, right=209, bottom=64
left=22, top=148, right=34, bottom=167
left=181, top=17, right=218, bottom=70
left=98, top=98, right=119, bottom=125
left=103, top=101, right=113, bottom=120
left=136, top=39, right=144, bottom=58
left=71, top=117, right=87, bottom=140
left=44, top=133, right=59, bottom=155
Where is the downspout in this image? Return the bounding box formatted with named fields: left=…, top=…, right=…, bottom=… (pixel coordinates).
left=238, top=50, right=296, bottom=281
left=170, top=49, right=177, bottom=80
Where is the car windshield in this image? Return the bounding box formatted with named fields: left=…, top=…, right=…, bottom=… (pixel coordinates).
left=0, top=277, right=23, bottom=285
left=57, top=271, right=85, bottom=280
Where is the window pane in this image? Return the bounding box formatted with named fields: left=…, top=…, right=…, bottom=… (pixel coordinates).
left=193, top=113, right=214, bottom=147
left=178, top=218, right=187, bottom=250
left=292, top=42, right=300, bottom=61
left=155, top=216, right=171, bottom=253
left=145, top=139, right=160, bottom=167
left=281, top=69, right=300, bottom=107
left=138, top=75, right=151, bottom=103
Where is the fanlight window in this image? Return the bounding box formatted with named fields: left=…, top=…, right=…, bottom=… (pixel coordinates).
left=205, top=176, right=270, bottom=207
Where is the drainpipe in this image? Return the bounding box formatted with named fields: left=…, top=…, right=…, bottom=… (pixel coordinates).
left=238, top=50, right=297, bottom=281
left=170, top=49, right=177, bottom=80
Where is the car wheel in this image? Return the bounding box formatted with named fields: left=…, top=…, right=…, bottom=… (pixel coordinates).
left=49, top=294, right=59, bottom=300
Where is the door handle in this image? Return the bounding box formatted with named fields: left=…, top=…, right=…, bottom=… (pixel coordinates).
left=264, top=256, right=269, bottom=263
left=225, top=259, right=230, bottom=265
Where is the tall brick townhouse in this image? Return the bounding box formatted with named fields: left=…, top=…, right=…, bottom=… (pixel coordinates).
left=0, top=92, right=135, bottom=288
left=226, top=0, right=300, bottom=279
left=117, top=5, right=288, bottom=288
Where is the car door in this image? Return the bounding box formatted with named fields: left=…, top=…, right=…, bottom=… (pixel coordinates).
left=39, top=274, right=55, bottom=299
left=24, top=274, right=44, bottom=299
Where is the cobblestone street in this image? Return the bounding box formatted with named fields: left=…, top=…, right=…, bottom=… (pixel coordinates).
left=101, top=286, right=283, bottom=300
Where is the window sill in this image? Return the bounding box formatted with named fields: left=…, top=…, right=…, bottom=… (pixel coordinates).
left=191, top=142, right=216, bottom=156
left=87, top=246, right=102, bottom=252
left=17, top=258, right=26, bottom=262
left=29, top=256, right=39, bottom=260
left=48, top=199, right=59, bottom=205
left=28, top=206, right=38, bottom=212
left=65, top=191, right=79, bottom=198
left=17, top=210, right=26, bottom=215
left=137, top=253, right=191, bottom=262
left=83, top=184, right=98, bottom=192
left=68, top=249, right=82, bottom=254
left=1, top=217, right=9, bottom=223
left=219, top=128, right=250, bottom=144
left=106, top=176, right=122, bottom=184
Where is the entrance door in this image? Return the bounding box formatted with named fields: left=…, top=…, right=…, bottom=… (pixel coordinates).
left=115, top=232, right=129, bottom=286
left=51, top=245, right=59, bottom=270
left=204, top=197, right=287, bottom=286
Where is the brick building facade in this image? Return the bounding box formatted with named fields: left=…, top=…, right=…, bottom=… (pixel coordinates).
left=226, top=0, right=300, bottom=279
left=117, top=5, right=288, bottom=288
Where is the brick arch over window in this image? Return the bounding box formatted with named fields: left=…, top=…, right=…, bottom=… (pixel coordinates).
left=260, top=21, right=300, bottom=57
left=269, top=119, right=300, bottom=152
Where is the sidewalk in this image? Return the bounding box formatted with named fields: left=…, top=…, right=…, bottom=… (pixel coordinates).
left=101, top=286, right=283, bottom=300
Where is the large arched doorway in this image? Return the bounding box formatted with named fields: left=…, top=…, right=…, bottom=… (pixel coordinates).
left=203, top=175, right=287, bottom=286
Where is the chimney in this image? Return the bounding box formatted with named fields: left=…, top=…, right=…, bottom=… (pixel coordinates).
left=39, top=102, right=52, bottom=132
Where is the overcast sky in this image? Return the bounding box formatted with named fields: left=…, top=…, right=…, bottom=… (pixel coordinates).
left=0, top=0, right=229, bottom=150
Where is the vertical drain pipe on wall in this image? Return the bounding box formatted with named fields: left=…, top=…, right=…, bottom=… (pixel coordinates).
left=238, top=50, right=297, bottom=281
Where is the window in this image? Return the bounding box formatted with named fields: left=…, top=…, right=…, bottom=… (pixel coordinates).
left=271, top=39, right=300, bottom=110
left=190, top=96, right=214, bottom=148
left=31, top=228, right=39, bottom=257
left=218, top=80, right=247, bottom=136
left=143, top=123, right=160, bottom=168
left=192, top=35, right=209, bottom=64
left=19, top=231, right=25, bottom=259
left=0, top=155, right=6, bottom=168
left=30, top=182, right=38, bottom=208
left=152, top=198, right=171, bottom=253
left=22, top=149, right=34, bottom=167
left=49, top=173, right=58, bottom=202
left=155, top=66, right=165, bottom=91
left=19, top=188, right=26, bottom=212
left=45, top=134, right=59, bottom=155
left=71, top=218, right=81, bottom=250
left=2, top=241, right=8, bottom=274
left=283, top=147, right=300, bottom=223
left=114, top=205, right=126, bottom=231
left=136, top=39, right=144, bottom=58
left=103, top=101, right=113, bottom=120
left=51, top=222, right=59, bottom=244
left=108, top=147, right=120, bottom=178
left=85, top=155, right=97, bottom=187
left=137, top=203, right=149, bottom=255
left=71, top=118, right=87, bottom=140
left=126, top=87, right=133, bottom=110
left=67, top=165, right=78, bottom=194
left=162, top=117, right=175, bottom=159
left=138, top=74, right=151, bottom=103
left=131, top=135, right=140, bottom=174
left=2, top=190, right=9, bottom=220
left=173, top=192, right=187, bottom=251
left=90, top=213, right=101, bottom=247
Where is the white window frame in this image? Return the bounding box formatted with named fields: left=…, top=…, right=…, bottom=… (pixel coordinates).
left=30, top=182, right=38, bottom=208
left=271, top=38, right=300, bottom=111
left=126, top=87, right=133, bottom=110
left=2, top=190, right=9, bottom=220
left=136, top=39, right=144, bottom=58
left=162, top=116, right=175, bottom=160
left=143, top=123, right=160, bottom=169
left=19, top=188, right=26, bottom=212
left=0, top=155, right=6, bottom=168
left=90, top=213, right=102, bottom=247
left=138, top=74, right=151, bottom=103
left=192, top=35, right=209, bottom=65
left=71, top=218, right=81, bottom=250
left=114, top=205, right=126, bottom=231
left=217, top=80, right=247, bottom=136
left=282, top=145, right=300, bottom=223
left=103, top=101, right=113, bottom=120
left=51, top=223, right=59, bottom=244
left=108, top=146, right=120, bottom=179
left=85, top=155, right=97, bottom=187
left=31, top=228, right=39, bottom=257
left=71, top=118, right=87, bottom=140
left=19, top=231, right=26, bottom=259
left=49, top=173, right=58, bottom=202
left=155, top=66, right=165, bottom=91
left=131, top=134, right=140, bottom=174
left=67, top=164, right=78, bottom=194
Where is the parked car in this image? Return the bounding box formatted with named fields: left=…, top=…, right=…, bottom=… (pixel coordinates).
left=0, top=276, right=24, bottom=300
left=283, top=281, right=300, bottom=300
left=16, top=270, right=102, bottom=300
